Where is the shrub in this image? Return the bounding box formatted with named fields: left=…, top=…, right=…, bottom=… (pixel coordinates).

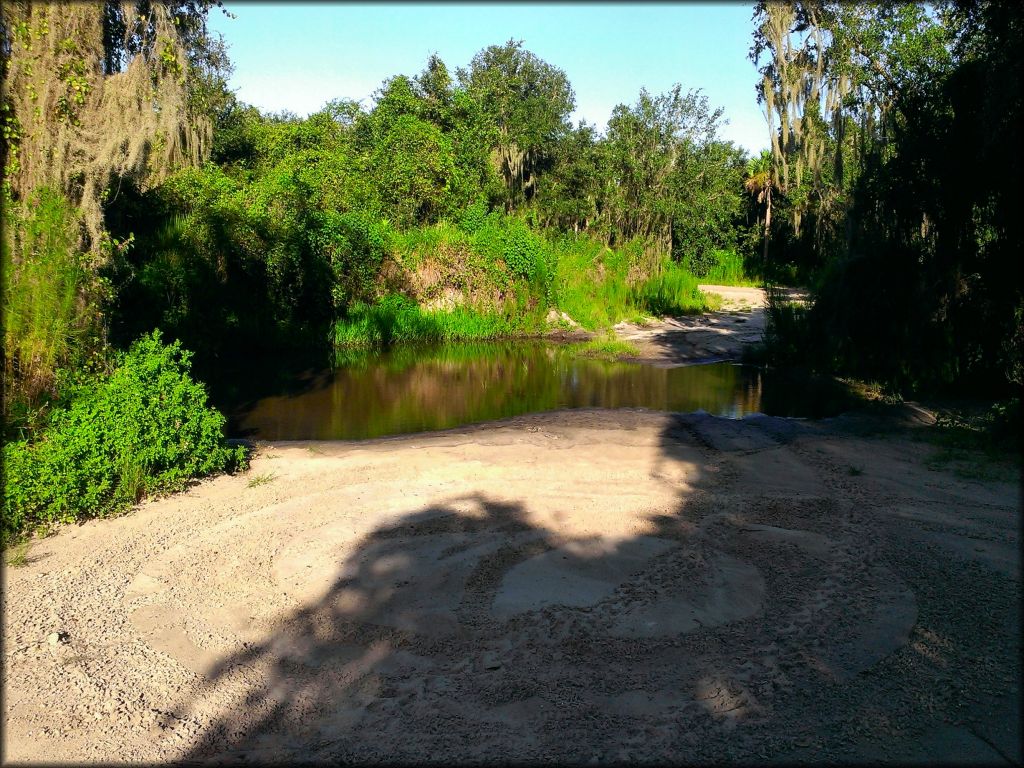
left=2, top=331, right=246, bottom=541
left=311, top=210, right=394, bottom=309
left=472, top=214, right=553, bottom=290
left=458, top=198, right=490, bottom=234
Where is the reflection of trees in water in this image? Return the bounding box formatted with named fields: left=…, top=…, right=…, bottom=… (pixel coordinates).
left=239, top=342, right=778, bottom=440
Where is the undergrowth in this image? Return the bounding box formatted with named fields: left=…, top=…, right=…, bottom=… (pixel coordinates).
left=919, top=398, right=1021, bottom=480
left=331, top=294, right=542, bottom=348
left=682, top=249, right=761, bottom=286
left=632, top=263, right=716, bottom=316
left=2, top=331, right=247, bottom=542
left=334, top=219, right=724, bottom=349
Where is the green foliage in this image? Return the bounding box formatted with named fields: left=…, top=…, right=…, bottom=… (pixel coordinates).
left=108, top=43, right=755, bottom=383
left=459, top=198, right=490, bottom=234
left=2, top=188, right=101, bottom=421
left=632, top=262, right=711, bottom=316
left=603, top=85, right=736, bottom=249
left=369, top=113, right=461, bottom=227
left=574, top=335, right=641, bottom=360
left=331, top=294, right=532, bottom=349
left=109, top=162, right=335, bottom=363
left=311, top=210, right=394, bottom=310
left=761, top=288, right=817, bottom=368
left=2, top=331, right=245, bottom=541
left=458, top=39, right=575, bottom=209
left=550, top=235, right=633, bottom=330
left=753, top=2, right=1023, bottom=396
left=671, top=139, right=749, bottom=263
left=683, top=249, right=760, bottom=286
left=534, top=123, right=606, bottom=233
left=472, top=213, right=553, bottom=292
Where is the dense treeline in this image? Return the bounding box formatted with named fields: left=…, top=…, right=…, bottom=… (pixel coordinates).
left=752, top=0, right=1022, bottom=396
left=104, top=40, right=755, bottom=370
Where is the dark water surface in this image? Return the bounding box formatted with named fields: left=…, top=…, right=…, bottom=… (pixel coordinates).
left=219, top=341, right=857, bottom=441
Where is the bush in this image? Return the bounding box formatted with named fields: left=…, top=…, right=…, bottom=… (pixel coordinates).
left=458, top=198, right=490, bottom=234
left=472, top=214, right=553, bottom=290
left=2, top=331, right=245, bottom=540
left=311, top=210, right=394, bottom=309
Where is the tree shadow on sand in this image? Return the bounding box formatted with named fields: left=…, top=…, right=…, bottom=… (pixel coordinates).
left=164, top=411, right=1019, bottom=765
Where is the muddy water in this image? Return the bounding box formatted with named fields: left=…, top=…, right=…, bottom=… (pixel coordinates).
left=224, top=341, right=856, bottom=441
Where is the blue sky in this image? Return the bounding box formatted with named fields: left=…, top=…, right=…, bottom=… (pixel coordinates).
left=208, top=3, right=769, bottom=156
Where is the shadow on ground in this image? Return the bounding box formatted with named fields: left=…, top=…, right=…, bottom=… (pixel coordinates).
left=163, top=412, right=1019, bottom=765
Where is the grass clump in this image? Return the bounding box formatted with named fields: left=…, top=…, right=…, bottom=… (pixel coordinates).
left=5, top=540, right=31, bottom=568
left=683, top=249, right=761, bottom=286
left=331, top=294, right=536, bottom=348
left=2, top=330, right=247, bottom=542
left=247, top=472, right=276, bottom=488
left=550, top=236, right=633, bottom=330
left=919, top=398, right=1020, bottom=481
left=574, top=335, right=641, bottom=361
left=632, top=262, right=715, bottom=316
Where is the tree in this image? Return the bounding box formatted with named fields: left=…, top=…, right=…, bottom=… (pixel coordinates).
left=416, top=53, right=454, bottom=129
left=750, top=0, right=952, bottom=263
left=744, top=150, right=774, bottom=262
left=534, top=122, right=606, bottom=233
left=458, top=40, right=574, bottom=211
left=1, top=0, right=231, bottom=251
left=370, top=114, right=460, bottom=228
left=1, top=0, right=230, bottom=416
left=757, top=0, right=1024, bottom=392
left=670, top=139, right=748, bottom=269
left=604, top=85, right=722, bottom=250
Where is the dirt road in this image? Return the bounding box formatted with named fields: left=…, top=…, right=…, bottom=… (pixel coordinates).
left=3, top=405, right=1019, bottom=764
left=613, top=285, right=776, bottom=366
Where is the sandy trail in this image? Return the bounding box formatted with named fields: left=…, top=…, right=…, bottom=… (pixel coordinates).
left=3, top=406, right=1019, bottom=764
left=613, top=285, right=778, bottom=366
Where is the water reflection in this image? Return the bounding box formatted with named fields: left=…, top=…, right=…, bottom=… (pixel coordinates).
left=228, top=341, right=849, bottom=441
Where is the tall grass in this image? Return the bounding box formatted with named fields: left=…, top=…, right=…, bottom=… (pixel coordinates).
left=683, top=249, right=761, bottom=286
left=2, top=188, right=96, bottom=432
left=331, top=294, right=543, bottom=348
left=633, top=261, right=717, bottom=316
left=550, top=235, right=638, bottom=329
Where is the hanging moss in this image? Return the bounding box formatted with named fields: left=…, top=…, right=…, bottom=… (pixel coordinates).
left=2, top=2, right=215, bottom=254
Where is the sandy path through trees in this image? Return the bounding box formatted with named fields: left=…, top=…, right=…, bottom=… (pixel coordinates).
left=2, top=406, right=1019, bottom=764
left=613, top=285, right=780, bottom=366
